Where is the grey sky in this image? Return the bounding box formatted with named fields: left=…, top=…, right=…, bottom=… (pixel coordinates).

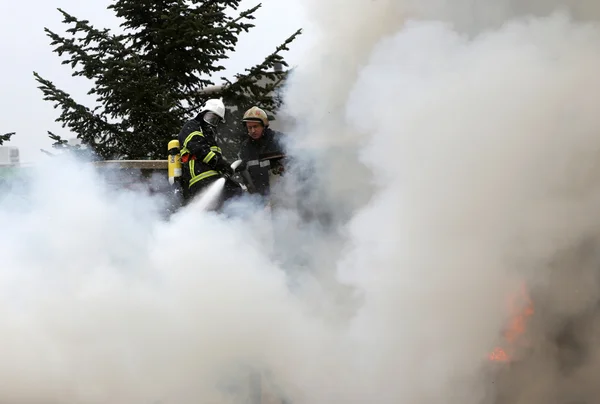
left=0, top=0, right=312, bottom=163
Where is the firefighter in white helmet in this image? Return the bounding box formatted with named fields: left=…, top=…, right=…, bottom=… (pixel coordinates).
left=177, top=98, right=240, bottom=202
left=237, top=106, right=286, bottom=199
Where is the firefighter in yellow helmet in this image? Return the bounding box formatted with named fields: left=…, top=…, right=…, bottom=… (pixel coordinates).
left=237, top=106, right=286, bottom=199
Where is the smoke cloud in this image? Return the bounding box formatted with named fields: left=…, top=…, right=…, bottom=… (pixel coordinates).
left=280, top=0, right=600, bottom=402
left=4, top=0, right=600, bottom=403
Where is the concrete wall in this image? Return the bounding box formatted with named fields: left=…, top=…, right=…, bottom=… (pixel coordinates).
left=92, top=160, right=172, bottom=194
left=0, top=146, right=20, bottom=165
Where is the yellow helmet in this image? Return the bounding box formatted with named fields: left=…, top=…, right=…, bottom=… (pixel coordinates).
left=242, top=106, right=269, bottom=127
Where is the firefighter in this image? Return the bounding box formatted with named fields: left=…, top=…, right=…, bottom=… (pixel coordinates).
left=237, top=106, right=286, bottom=201
left=178, top=98, right=238, bottom=205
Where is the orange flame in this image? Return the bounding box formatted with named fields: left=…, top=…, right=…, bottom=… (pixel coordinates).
left=489, top=283, right=534, bottom=363
left=488, top=347, right=509, bottom=362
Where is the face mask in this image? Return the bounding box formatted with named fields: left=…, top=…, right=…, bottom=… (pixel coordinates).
left=203, top=111, right=222, bottom=127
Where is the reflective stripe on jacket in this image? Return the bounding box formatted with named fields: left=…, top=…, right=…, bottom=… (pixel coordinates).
left=177, top=119, right=224, bottom=188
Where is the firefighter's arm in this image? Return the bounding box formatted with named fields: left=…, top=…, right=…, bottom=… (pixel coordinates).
left=240, top=169, right=257, bottom=193
left=234, top=155, right=255, bottom=192
left=271, top=160, right=285, bottom=175
left=186, top=133, right=232, bottom=175
left=184, top=131, right=220, bottom=166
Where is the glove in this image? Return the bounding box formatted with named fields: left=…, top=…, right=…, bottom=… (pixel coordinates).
left=271, top=163, right=285, bottom=176
left=214, top=156, right=234, bottom=177
left=221, top=164, right=234, bottom=178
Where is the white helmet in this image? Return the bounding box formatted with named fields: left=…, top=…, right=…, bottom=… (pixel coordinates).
left=199, top=98, right=226, bottom=127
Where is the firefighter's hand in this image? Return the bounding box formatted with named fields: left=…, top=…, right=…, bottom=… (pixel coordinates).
left=215, top=157, right=234, bottom=177
left=221, top=165, right=234, bottom=177
left=246, top=183, right=257, bottom=194
left=271, top=164, right=285, bottom=176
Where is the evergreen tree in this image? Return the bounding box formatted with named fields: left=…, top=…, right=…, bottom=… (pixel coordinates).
left=34, top=1, right=301, bottom=161
left=0, top=132, right=15, bottom=146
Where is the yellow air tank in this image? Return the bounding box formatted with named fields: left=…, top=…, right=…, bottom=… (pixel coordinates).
left=167, top=139, right=181, bottom=185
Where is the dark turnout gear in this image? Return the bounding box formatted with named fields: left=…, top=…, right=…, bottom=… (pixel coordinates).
left=178, top=116, right=232, bottom=198
left=238, top=127, right=286, bottom=197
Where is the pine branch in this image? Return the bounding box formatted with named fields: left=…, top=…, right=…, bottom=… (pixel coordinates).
left=229, top=28, right=301, bottom=83
left=0, top=132, right=15, bottom=146
left=46, top=8, right=130, bottom=80
left=47, top=130, right=69, bottom=148
left=185, top=28, right=302, bottom=115
left=33, top=71, right=123, bottom=159
left=225, top=4, right=261, bottom=34
left=40, top=149, right=56, bottom=157
left=47, top=130, right=98, bottom=160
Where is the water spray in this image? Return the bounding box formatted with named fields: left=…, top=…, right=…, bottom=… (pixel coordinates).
left=192, top=159, right=245, bottom=212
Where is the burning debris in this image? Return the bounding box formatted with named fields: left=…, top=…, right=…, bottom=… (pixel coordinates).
left=489, top=284, right=535, bottom=363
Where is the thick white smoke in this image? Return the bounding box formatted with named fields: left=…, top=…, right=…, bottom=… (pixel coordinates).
left=280, top=0, right=600, bottom=402
left=0, top=159, right=323, bottom=403
left=4, top=0, right=600, bottom=403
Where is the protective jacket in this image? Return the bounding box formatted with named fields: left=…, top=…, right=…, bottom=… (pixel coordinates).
left=238, top=128, right=286, bottom=196
left=178, top=117, right=228, bottom=193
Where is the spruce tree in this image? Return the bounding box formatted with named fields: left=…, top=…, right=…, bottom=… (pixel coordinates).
left=33, top=1, right=301, bottom=161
